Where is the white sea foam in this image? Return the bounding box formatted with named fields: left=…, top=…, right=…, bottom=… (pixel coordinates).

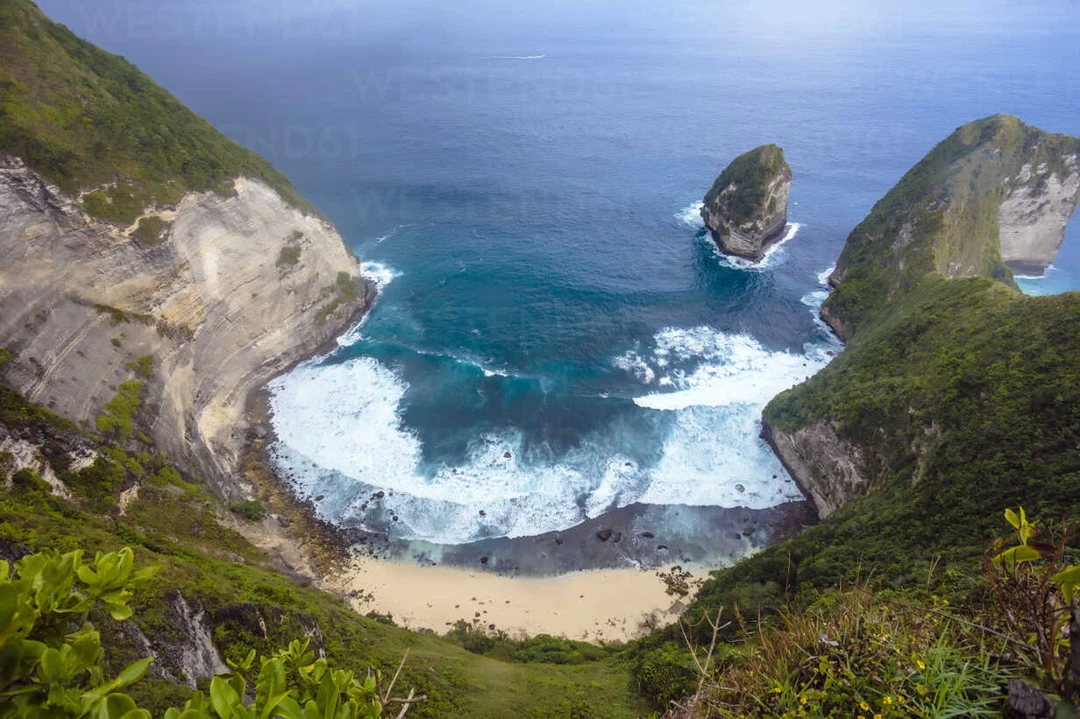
left=817, top=264, right=836, bottom=286
left=361, top=261, right=400, bottom=288
left=611, top=352, right=655, bottom=384
left=371, top=224, right=407, bottom=244
left=675, top=202, right=705, bottom=228
left=624, top=327, right=830, bottom=412
left=273, top=317, right=840, bottom=543
left=613, top=325, right=838, bottom=506
left=491, top=55, right=546, bottom=60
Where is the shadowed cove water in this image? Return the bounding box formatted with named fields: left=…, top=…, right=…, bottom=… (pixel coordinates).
left=38, top=0, right=1080, bottom=550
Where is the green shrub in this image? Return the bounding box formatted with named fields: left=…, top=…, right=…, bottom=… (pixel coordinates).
left=228, top=499, right=267, bottom=522
left=632, top=641, right=698, bottom=711
left=125, top=355, right=153, bottom=380
left=96, top=380, right=144, bottom=440
left=276, top=244, right=302, bottom=268
left=132, top=216, right=171, bottom=247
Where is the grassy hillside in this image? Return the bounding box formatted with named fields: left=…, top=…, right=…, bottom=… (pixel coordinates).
left=0, top=0, right=316, bottom=222
left=0, top=381, right=646, bottom=718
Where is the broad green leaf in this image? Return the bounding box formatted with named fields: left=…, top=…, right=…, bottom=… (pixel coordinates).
left=255, top=658, right=286, bottom=716
left=1052, top=565, right=1080, bottom=584
left=274, top=697, right=306, bottom=719
left=1005, top=508, right=1021, bottom=529
left=993, top=544, right=1042, bottom=565
left=115, top=657, right=153, bottom=690
left=207, top=673, right=239, bottom=716
left=39, top=646, right=66, bottom=683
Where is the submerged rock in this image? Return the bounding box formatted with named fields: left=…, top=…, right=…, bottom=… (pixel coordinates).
left=701, top=144, right=792, bottom=261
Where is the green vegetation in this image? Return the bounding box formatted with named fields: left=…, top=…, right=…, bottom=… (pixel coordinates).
left=228, top=499, right=267, bottom=522
left=132, top=216, right=172, bottom=247
left=126, top=356, right=153, bottom=380
left=0, top=546, right=424, bottom=718
left=632, top=507, right=1080, bottom=717
left=0, top=347, right=12, bottom=366
left=315, top=273, right=364, bottom=325
left=96, top=381, right=144, bottom=441
left=0, top=385, right=646, bottom=718
left=276, top=245, right=302, bottom=268
left=703, top=144, right=789, bottom=227
left=0, top=0, right=318, bottom=221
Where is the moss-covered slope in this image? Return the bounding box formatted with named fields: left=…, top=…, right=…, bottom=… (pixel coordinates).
left=823, top=114, right=1080, bottom=340
left=0, top=0, right=314, bottom=222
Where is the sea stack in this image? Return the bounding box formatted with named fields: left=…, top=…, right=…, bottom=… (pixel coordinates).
left=701, top=144, right=792, bottom=261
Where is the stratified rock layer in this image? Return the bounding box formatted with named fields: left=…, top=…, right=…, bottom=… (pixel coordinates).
left=701, top=144, right=792, bottom=261
left=0, top=156, right=371, bottom=493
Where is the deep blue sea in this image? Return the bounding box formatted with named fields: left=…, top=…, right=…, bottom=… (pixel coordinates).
left=40, top=0, right=1080, bottom=546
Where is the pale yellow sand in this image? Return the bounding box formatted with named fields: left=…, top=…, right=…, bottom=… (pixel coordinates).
left=323, top=557, right=697, bottom=643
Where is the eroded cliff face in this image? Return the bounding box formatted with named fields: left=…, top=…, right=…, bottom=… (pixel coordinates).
left=769, top=116, right=1080, bottom=522
left=701, top=144, right=792, bottom=261
left=0, top=156, right=371, bottom=493
left=999, top=156, right=1080, bottom=276
left=823, top=115, right=1080, bottom=341
left=762, top=421, right=873, bottom=520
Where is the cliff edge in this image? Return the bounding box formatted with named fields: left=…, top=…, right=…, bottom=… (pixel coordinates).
left=701, top=144, right=792, bottom=261
left=0, top=0, right=372, bottom=493
left=823, top=114, right=1080, bottom=341
left=763, top=115, right=1080, bottom=522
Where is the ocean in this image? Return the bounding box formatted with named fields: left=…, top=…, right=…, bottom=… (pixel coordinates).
left=39, top=0, right=1080, bottom=552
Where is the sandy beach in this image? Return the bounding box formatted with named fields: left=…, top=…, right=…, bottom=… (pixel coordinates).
left=324, top=557, right=695, bottom=643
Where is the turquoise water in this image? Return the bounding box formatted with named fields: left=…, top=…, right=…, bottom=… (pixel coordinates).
left=39, top=0, right=1080, bottom=545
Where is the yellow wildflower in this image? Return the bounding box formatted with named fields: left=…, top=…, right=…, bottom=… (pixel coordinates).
left=860, top=702, right=870, bottom=711
left=774, top=686, right=783, bottom=694
left=898, top=694, right=906, bottom=704
left=917, top=659, right=926, bottom=670
left=883, top=696, right=893, bottom=705
left=875, top=715, right=883, bottom=719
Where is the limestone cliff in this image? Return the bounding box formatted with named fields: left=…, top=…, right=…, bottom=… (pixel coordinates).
left=824, top=115, right=1080, bottom=341
left=0, top=156, right=371, bottom=493
left=701, top=144, right=792, bottom=261
left=761, top=421, right=873, bottom=520
left=764, top=115, right=1080, bottom=522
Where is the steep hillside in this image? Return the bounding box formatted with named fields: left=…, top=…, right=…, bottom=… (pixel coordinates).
left=0, top=0, right=313, bottom=218
left=683, top=116, right=1080, bottom=621
left=0, top=0, right=371, bottom=493
left=822, top=114, right=1080, bottom=340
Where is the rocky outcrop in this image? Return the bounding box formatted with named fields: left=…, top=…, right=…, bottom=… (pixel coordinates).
left=765, top=115, right=1080, bottom=523
left=824, top=115, right=1080, bottom=340
left=761, top=421, right=873, bottom=520
left=999, top=155, right=1080, bottom=276
left=0, top=156, right=372, bottom=494
left=701, top=144, right=792, bottom=261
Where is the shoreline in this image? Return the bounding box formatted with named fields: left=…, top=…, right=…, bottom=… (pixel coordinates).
left=325, top=555, right=695, bottom=643
left=231, top=274, right=817, bottom=642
